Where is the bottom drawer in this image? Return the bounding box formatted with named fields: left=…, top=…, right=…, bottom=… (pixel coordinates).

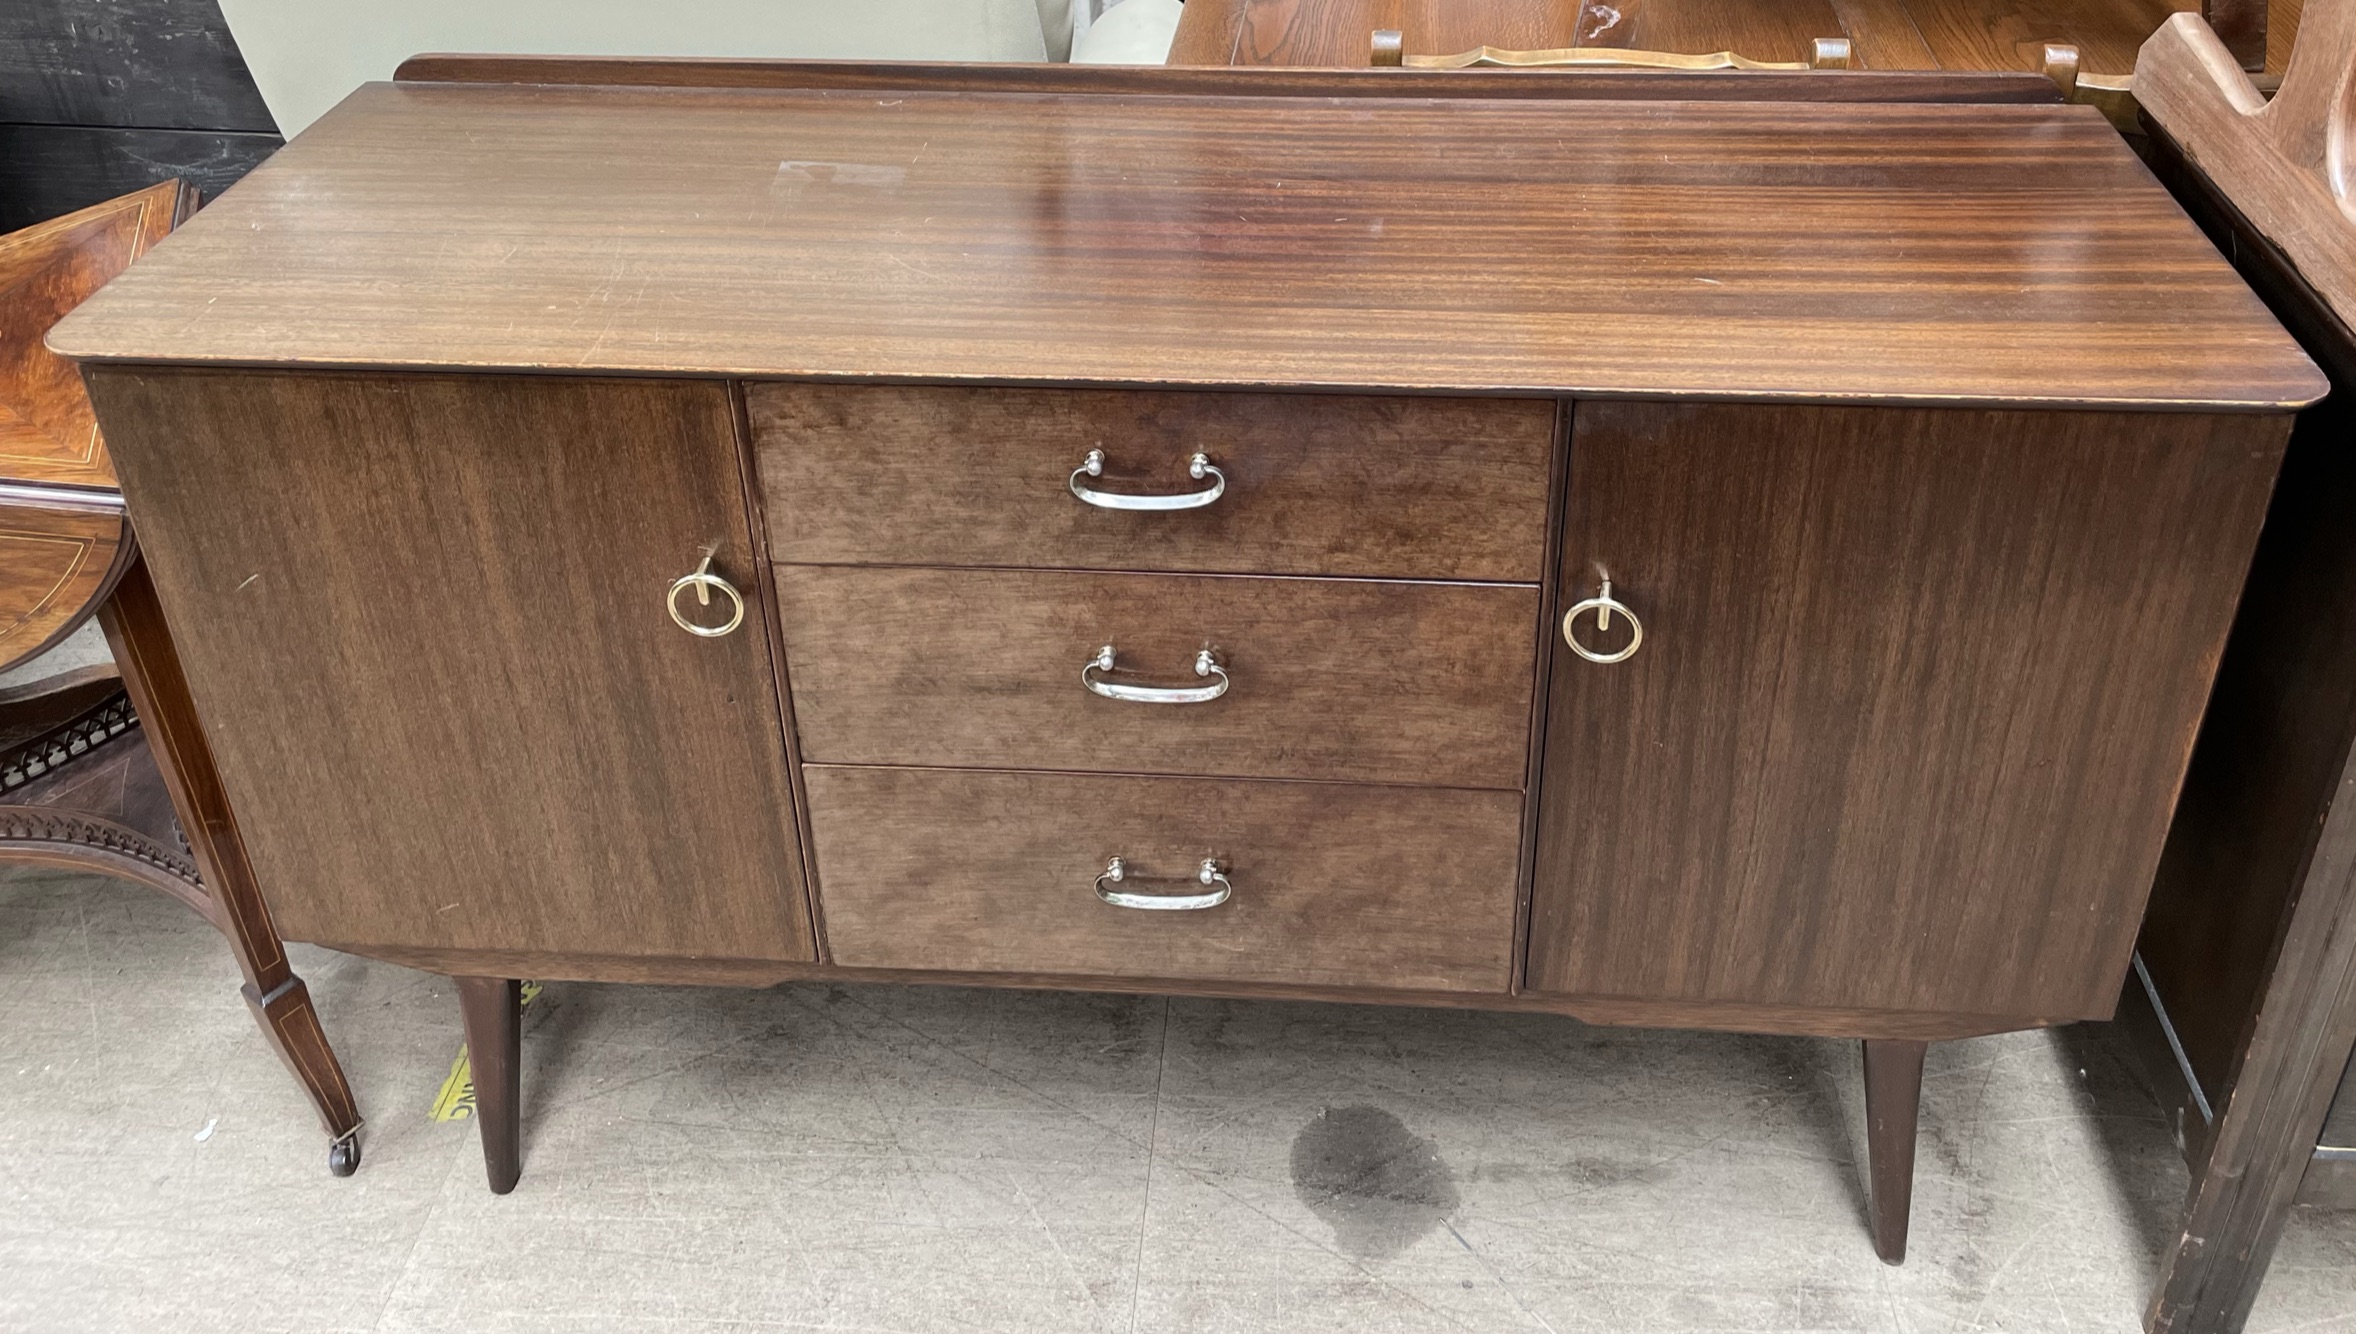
left=805, top=766, right=1522, bottom=992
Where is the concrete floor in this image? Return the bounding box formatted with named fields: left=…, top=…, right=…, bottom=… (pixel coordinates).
left=2, top=865, right=2351, bottom=1334
left=0, top=622, right=113, bottom=692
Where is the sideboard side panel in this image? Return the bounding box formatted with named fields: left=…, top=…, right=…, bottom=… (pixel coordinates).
left=1528, top=402, right=2288, bottom=1019
left=83, top=367, right=815, bottom=962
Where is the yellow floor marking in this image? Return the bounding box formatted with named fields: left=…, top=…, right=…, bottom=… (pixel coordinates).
left=430, top=981, right=543, bottom=1122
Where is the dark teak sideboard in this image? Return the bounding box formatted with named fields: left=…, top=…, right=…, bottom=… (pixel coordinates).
left=46, top=71, right=2323, bottom=1264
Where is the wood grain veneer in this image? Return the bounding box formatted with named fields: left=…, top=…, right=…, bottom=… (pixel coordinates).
left=79, top=368, right=815, bottom=963
left=45, top=82, right=2320, bottom=411
left=392, top=52, right=2061, bottom=101
left=0, top=181, right=184, bottom=672
left=775, top=565, right=1537, bottom=789
left=0, top=496, right=127, bottom=673
left=1527, top=402, right=2288, bottom=1020
left=1590, top=0, right=1853, bottom=63
left=748, top=385, right=1554, bottom=581
left=1223, top=0, right=1594, bottom=62
left=1825, top=0, right=1944, bottom=67
left=1168, top=0, right=1255, bottom=61
left=1904, top=0, right=2191, bottom=75
left=0, top=179, right=182, bottom=491
left=329, top=940, right=2047, bottom=1040
left=803, top=765, right=1522, bottom=991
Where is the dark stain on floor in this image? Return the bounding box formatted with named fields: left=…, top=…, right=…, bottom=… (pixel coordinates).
left=1289, top=1105, right=1460, bottom=1259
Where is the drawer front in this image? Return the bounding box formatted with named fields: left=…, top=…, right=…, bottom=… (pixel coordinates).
left=748, top=384, right=1556, bottom=581
left=777, top=565, right=1538, bottom=788
left=806, top=766, right=1521, bottom=992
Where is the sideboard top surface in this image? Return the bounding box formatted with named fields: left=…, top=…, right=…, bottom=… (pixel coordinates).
left=48, top=80, right=2322, bottom=410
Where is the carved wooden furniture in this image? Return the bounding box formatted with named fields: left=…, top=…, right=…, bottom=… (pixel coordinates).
left=1170, top=0, right=2281, bottom=78
left=2107, top=3, right=2356, bottom=1330
left=0, top=182, right=362, bottom=1175
left=47, top=63, right=2320, bottom=1262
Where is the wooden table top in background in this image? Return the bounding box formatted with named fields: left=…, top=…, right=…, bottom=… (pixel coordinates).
left=1, top=181, right=184, bottom=492
left=49, top=80, right=2320, bottom=411
left=1169, top=0, right=2247, bottom=77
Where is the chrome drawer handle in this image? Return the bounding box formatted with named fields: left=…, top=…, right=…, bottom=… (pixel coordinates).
left=1095, top=857, right=1233, bottom=910
left=1069, top=449, right=1226, bottom=510
left=1563, top=579, right=1642, bottom=664
left=1083, top=645, right=1230, bottom=703
left=667, top=555, right=746, bottom=638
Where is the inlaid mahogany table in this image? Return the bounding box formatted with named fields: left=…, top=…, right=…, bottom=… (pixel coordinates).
left=46, top=58, right=2322, bottom=1263
left=0, top=182, right=362, bottom=1175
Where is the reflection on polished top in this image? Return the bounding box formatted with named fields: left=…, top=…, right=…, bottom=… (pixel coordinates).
left=48, top=79, right=2323, bottom=410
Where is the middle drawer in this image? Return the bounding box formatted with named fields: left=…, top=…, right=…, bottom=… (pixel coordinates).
left=775, top=565, right=1539, bottom=788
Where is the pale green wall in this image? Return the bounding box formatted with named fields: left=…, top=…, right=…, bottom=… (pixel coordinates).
left=221, top=0, right=1076, bottom=134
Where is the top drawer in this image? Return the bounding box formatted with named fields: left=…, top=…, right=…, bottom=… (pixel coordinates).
left=747, top=385, right=1555, bottom=581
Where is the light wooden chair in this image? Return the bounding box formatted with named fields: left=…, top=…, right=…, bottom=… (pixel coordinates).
left=2122, top=2, right=2356, bottom=1329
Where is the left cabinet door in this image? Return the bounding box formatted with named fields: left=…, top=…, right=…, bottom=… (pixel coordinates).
left=83, top=369, right=814, bottom=964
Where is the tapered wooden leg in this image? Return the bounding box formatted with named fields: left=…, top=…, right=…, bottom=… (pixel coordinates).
left=98, top=558, right=364, bottom=1175
left=1863, top=1038, right=1928, bottom=1265
left=455, top=975, right=523, bottom=1194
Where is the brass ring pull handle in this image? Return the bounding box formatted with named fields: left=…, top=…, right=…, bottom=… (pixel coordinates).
left=666, top=555, right=746, bottom=638
left=1095, top=857, right=1233, bottom=911
left=1563, top=579, right=1643, bottom=664
left=1082, top=645, right=1230, bottom=703
left=1069, top=449, right=1227, bottom=511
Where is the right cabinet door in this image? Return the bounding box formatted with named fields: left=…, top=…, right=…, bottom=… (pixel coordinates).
left=1527, top=402, right=2287, bottom=1021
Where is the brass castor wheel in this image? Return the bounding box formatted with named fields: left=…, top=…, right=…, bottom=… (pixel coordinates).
left=328, top=1134, right=361, bottom=1177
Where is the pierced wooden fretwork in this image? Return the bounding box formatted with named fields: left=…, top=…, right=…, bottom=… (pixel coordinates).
left=1, top=687, right=136, bottom=793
